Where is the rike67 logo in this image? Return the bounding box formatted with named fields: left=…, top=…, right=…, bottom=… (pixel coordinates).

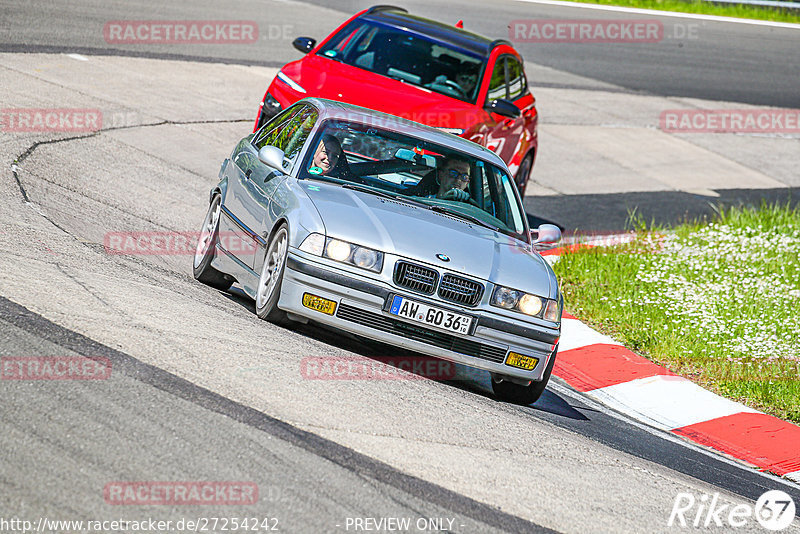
left=668, top=490, right=796, bottom=531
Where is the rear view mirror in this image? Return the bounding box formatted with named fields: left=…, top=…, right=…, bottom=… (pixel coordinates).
left=292, top=37, right=316, bottom=54
left=394, top=148, right=436, bottom=168
left=485, top=98, right=521, bottom=119
left=258, top=146, right=285, bottom=171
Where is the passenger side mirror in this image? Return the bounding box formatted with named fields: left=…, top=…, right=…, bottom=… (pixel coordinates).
left=258, top=146, right=285, bottom=171
left=485, top=98, right=521, bottom=119
left=292, top=37, right=316, bottom=54
left=531, top=224, right=561, bottom=248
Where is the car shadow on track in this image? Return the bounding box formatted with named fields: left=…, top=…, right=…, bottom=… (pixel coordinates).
left=220, top=285, right=589, bottom=421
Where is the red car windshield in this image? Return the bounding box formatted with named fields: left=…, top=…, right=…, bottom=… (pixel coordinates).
left=317, top=20, right=484, bottom=104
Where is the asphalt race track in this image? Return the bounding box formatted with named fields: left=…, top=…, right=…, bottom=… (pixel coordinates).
left=1, top=1, right=799, bottom=533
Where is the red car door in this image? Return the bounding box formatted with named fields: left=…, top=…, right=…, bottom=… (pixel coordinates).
left=477, top=51, right=535, bottom=182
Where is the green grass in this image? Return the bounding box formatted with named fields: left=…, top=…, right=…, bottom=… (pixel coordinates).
left=557, top=0, right=800, bottom=24
left=554, top=202, right=800, bottom=423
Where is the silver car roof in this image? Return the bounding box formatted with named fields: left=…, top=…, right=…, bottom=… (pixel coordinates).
left=302, top=97, right=510, bottom=170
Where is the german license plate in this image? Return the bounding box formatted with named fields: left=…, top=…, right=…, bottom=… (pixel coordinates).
left=388, top=295, right=471, bottom=335
left=302, top=293, right=336, bottom=315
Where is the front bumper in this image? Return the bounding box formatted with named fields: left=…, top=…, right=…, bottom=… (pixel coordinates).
left=278, top=251, right=560, bottom=382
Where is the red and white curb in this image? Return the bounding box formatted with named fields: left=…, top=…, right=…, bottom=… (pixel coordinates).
left=541, top=237, right=800, bottom=484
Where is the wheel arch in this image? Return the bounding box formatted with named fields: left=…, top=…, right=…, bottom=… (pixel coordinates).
left=253, top=217, right=291, bottom=276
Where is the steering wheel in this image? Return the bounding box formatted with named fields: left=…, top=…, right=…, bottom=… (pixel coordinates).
left=441, top=188, right=480, bottom=207
left=442, top=80, right=468, bottom=98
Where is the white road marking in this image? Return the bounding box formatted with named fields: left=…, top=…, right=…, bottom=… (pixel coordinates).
left=512, top=0, right=800, bottom=29
left=548, top=378, right=800, bottom=489
left=586, top=374, right=760, bottom=430
left=559, top=317, right=623, bottom=352
left=66, top=53, right=89, bottom=61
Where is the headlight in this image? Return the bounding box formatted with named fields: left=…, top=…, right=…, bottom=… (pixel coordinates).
left=322, top=237, right=383, bottom=272
left=326, top=239, right=351, bottom=262
left=491, top=286, right=520, bottom=309
left=263, top=92, right=282, bottom=114
left=352, top=247, right=379, bottom=270
left=276, top=71, right=307, bottom=94
left=491, top=285, right=558, bottom=321
left=518, top=294, right=543, bottom=316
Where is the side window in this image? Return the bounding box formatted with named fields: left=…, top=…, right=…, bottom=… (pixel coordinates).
left=479, top=163, right=493, bottom=214
left=282, top=106, right=318, bottom=167
left=486, top=58, right=507, bottom=101
left=499, top=172, right=524, bottom=233
left=252, top=104, right=318, bottom=171
left=317, top=22, right=370, bottom=61
left=253, top=106, right=300, bottom=150
left=506, top=57, right=528, bottom=101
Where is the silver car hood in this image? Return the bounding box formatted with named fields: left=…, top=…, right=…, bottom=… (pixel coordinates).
left=301, top=181, right=554, bottom=298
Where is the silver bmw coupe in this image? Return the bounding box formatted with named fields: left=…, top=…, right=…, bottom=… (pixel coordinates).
left=193, top=98, right=563, bottom=404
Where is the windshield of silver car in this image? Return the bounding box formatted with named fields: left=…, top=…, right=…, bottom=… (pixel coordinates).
left=298, top=119, right=528, bottom=240
left=316, top=20, right=483, bottom=104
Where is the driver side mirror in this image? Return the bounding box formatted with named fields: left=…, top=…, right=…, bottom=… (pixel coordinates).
left=485, top=98, right=521, bottom=119
left=258, top=146, right=285, bottom=171
left=292, top=37, right=316, bottom=54
left=531, top=224, right=561, bottom=249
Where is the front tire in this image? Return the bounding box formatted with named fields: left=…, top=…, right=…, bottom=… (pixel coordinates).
left=255, top=223, right=290, bottom=325
left=492, top=346, right=557, bottom=405
left=193, top=195, right=233, bottom=291
left=515, top=152, right=534, bottom=197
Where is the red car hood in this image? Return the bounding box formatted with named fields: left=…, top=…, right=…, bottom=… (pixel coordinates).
left=282, top=56, right=479, bottom=129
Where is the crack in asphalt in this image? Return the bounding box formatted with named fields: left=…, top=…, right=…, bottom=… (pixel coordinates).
left=9, top=117, right=250, bottom=218
left=54, top=263, right=113, bottom=309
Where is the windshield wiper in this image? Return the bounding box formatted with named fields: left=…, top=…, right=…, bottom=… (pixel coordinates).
left=427, top=205, right=500, bottom=232
left=341, top=183, right=427, bottom=208
left=341, top=183, right=397, bottom=199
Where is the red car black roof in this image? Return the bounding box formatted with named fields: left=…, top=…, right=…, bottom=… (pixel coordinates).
left=360, top=6, right=512, bottom=58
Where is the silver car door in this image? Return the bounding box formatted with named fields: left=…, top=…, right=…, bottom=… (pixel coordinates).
left=229, top=146, right=285, bottom=269
left=218, top=137, right=263, bottom=269
left=250, top=104, right=319, bottom=273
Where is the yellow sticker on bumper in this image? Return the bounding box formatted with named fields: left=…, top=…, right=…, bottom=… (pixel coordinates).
left=302, top=293, right=337, bottom=315
left=505, top=352, right=539, bottom=371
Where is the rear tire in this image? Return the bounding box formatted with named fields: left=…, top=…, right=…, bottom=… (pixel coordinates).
left=255, top=223, right=290, bottom=325
left=492, top=346, right=557, bottom=405
left=193, top=195, right=233, bottom=291
left=515, top=152, right=534, bottom=197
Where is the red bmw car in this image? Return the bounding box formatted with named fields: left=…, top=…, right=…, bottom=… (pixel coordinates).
left=254, top=5, right=539, bottom=195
